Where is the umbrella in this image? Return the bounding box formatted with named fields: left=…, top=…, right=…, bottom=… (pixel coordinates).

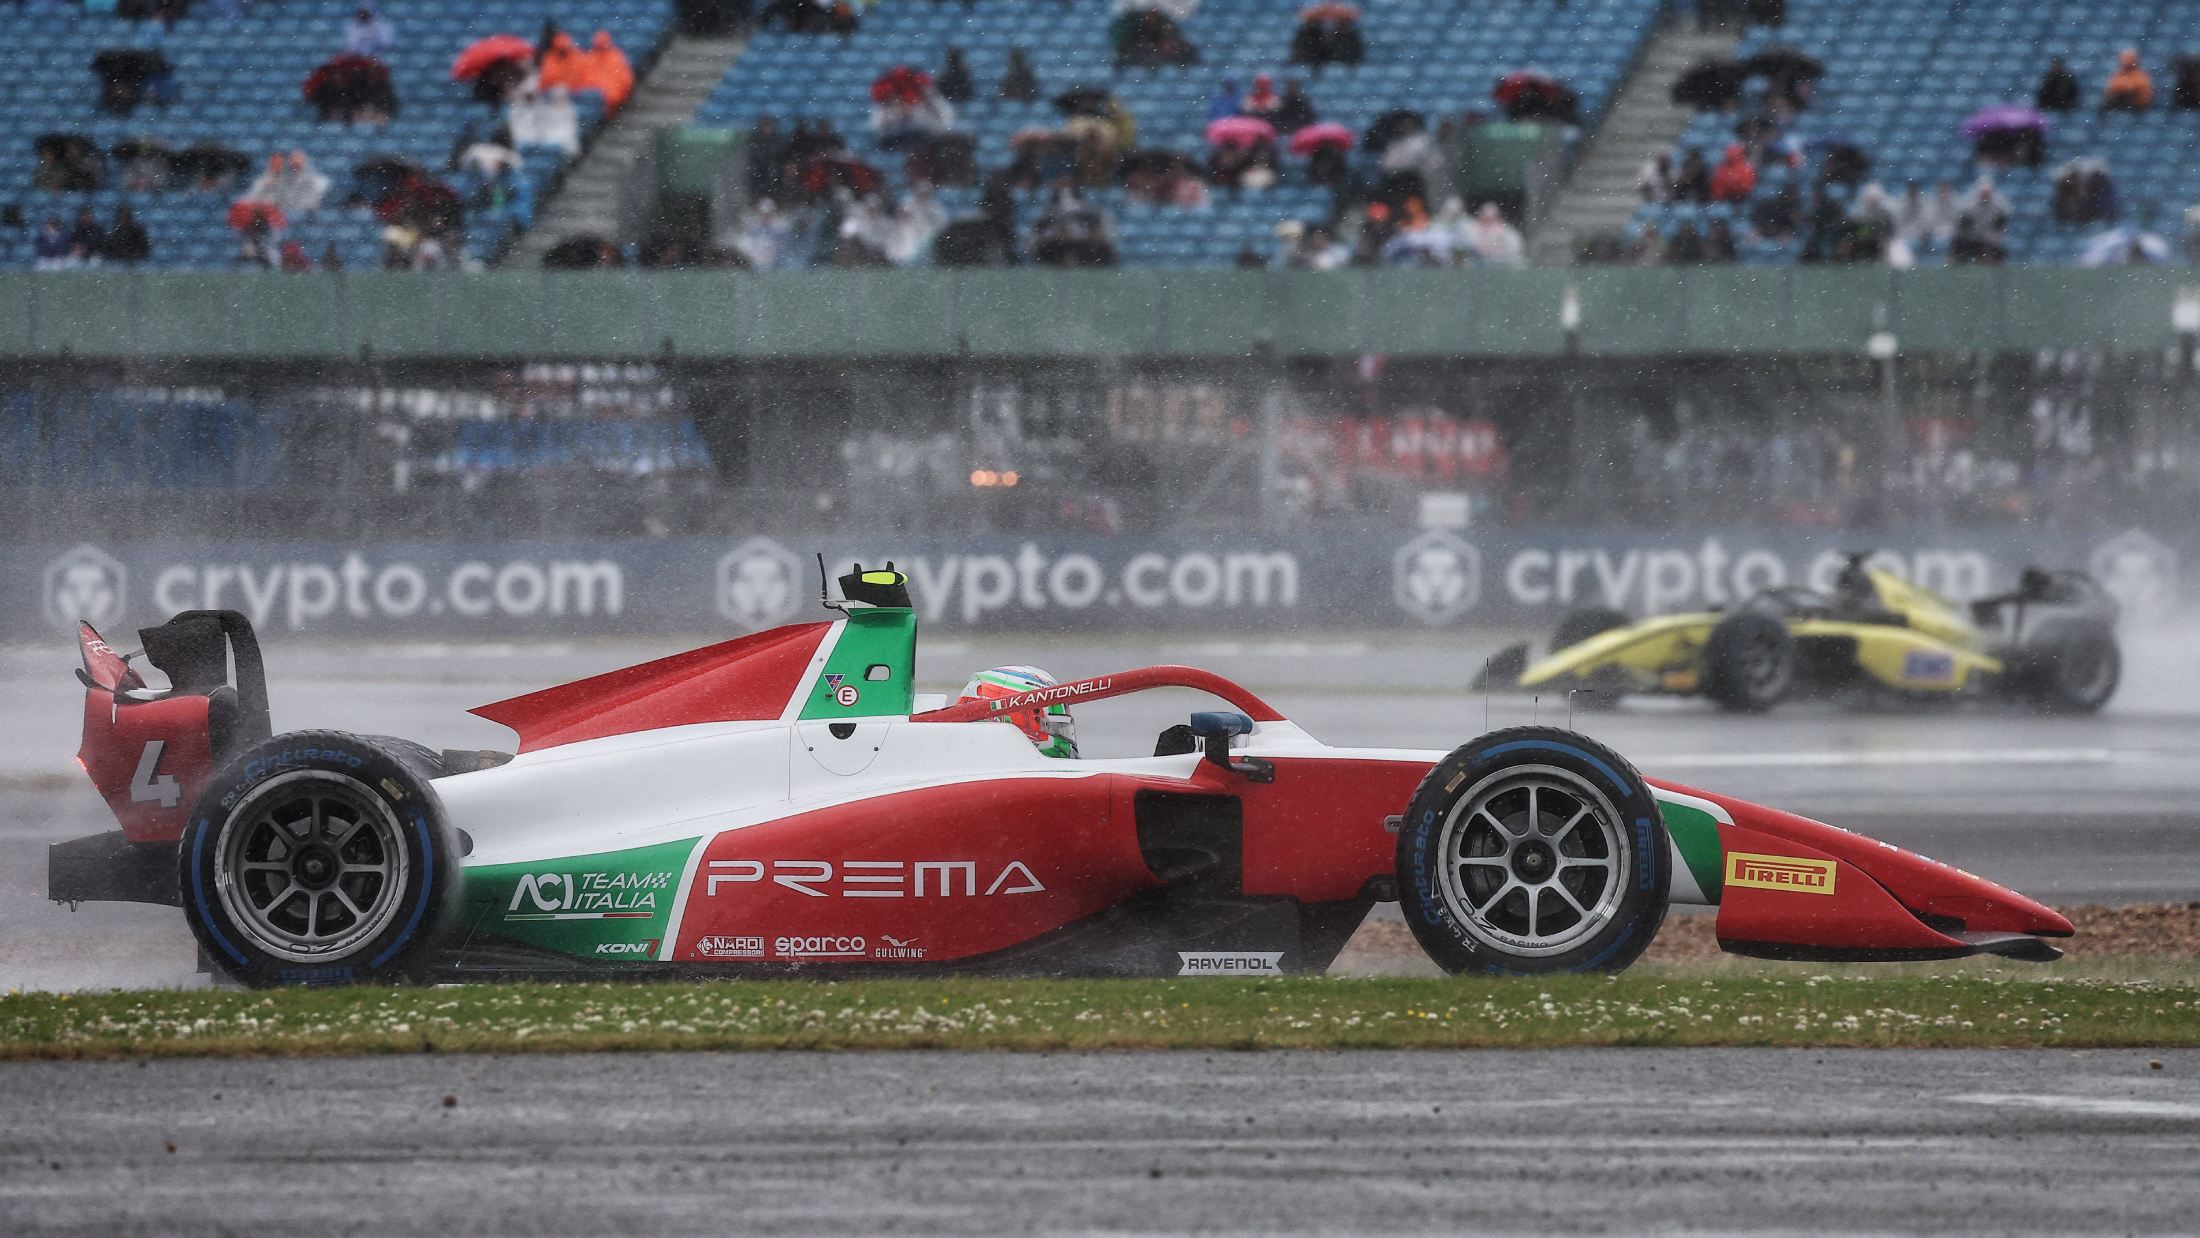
left=1118, top=147, right=1192, bottom=179
left=1288, top=122, right=1355, bottom=155
left=870, top=65, right=933, bottom=106
left=1960, top=104, right=2048, bottom=139
left=1205, top=116, right=1277, bottom=148
left=1493, top=69, right=1559, bottom=108
left=451, top=35, right=533, bottom=81
left=1298, top=2, right=1360, bottom=21
left=1744, top=46, right=1823, bottom=82
left=2079, top=226, right=2168, bottom=267
left=2055, top=155, right=2108, bottom=176
left=1671, top=59, right=1744, bottom=108
left=226, top=199, right=287, bottom=233
left=1052, top=85, right=1112, bottom=117
left=1009, top=125, right=1064, bottom=146
left=1364, top=108, right=1425, bottom=150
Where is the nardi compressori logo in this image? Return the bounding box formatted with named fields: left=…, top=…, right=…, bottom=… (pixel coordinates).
left=1724, top=851, right=1837, bottom=896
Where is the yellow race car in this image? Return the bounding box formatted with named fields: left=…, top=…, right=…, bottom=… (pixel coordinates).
left=1478, top=555, right=2121, bottom=714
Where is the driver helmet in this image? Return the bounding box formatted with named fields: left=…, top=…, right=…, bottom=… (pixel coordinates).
left=958, top=665, right=1078, bottom=759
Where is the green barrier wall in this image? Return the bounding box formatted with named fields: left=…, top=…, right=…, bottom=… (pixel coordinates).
left=0, top=267, right=2186, bottom=361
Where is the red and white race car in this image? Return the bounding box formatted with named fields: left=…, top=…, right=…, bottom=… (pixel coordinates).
left=54, top=564, right=2072, bottom=987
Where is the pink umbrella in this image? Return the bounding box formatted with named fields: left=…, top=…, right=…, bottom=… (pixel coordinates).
left=1205, top=116, right=1277, bottom=148
left=1288, top=122, right=1355, bottom=155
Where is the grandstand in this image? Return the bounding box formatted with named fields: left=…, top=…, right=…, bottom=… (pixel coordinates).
left=1643, top=0, right=2200, bottom=264
left=0, top=0, right=672, bottom=270
left=2, top=1, right=2196, bottom=270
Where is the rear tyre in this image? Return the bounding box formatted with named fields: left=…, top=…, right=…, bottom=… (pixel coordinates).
left=1396, top=727, right=1670, bottom=975
left=2015, top=620, right=2121, bottom=713
left=179, top=730, right=457, bottom=988
left=1702, top=610, right=1794, bottom=712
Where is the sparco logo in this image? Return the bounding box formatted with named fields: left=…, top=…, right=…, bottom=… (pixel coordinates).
left=44, top=545, right=126, bottom=631
left=775, top=934, right=866, bottom=958
left=695, top=935, right=766, bottom=959
left=716, top=537, right=806, bottom=629
left=1393, top=530, right=1480, bottom=624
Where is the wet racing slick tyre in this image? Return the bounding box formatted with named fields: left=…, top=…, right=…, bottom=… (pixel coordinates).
left=1702, top=610, right=1795, bottom=712
left=1396, top=727, right=1670, bottom=975
left=179, top=730, right=458, bottom=988
left=1551, top=607, right=1631, bottom=652
left=2014, top=620, right=2121, bottom=714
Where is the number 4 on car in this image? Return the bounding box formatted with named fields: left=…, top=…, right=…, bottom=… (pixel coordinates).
left=52, top=567, right=2071, bottom=988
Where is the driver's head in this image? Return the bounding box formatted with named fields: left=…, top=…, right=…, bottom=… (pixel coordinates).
left=958, top=666, right=1078, bottom=759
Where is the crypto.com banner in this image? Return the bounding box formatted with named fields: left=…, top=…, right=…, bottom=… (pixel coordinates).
left=11, top=528, right=2184, bottom=640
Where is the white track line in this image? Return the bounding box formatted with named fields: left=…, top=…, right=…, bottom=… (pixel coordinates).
left=1639, top=748, right=2127, bottom=769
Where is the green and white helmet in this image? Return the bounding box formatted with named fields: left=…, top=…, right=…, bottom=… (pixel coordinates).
left=957, top=665, right=1079, bottom=759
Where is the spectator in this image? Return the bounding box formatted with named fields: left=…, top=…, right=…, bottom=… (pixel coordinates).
left=884, top=184, right=947, bottom=265
left=1950, top=215, right=2005, bottom=264
left=937, top=47, right=973, bottom=103
left=1273, top=80, right=1318, bottom=133
left=1290, top=8, right=1364, bottom=68
left=1674, top=148, right=1711, bottom=204
left=67, top=207, right=104, bottom=265
left=1639, top=151, right=1674, bottom=203
left=246, top=150, right=331, bottom=218
left=1705, top=218, right=1739, bottom=262
left=342, top=5, right=394, bottom=58
left=538, top=33, right=590, bottom=95
left=1666, top=219, right=1706, bottom=263
left=1708, top=143, right=1756, bottom=202
left=508, top=88, right=580, bottom=154
left=1892, top=183, right=1934, bottom=253
left=733, top=198, right=795, bottom=268
left=1851, top=182, right=1896, bottom=235
left=1032, top=183, right=1118, bottom=265
left=91, top=45, right=175, bottom=117
left=279, top=240, right=313, bottom=272
left=999, top=47, right=1038, bottom=101
left=2035, top=55, right=2079, bottom=112
left=304, top=52, right=398, bottom=123
left=1926, top=180, right=1961, bottom=250
left=1958, top=176, right=2009, bottom=237
left=32, top=215, right=70, bottom=270
left=871, top=72, right=957, bottom=148
left=474, top=163, right=535, bottom=230
left=2175, top=56, right=2200, bottom=109
left=1241, top=74, right=1282, bottom=125
left=583, top=31, right=635, bottom=111
left=1752, top=182, right=1802, bottom=240
left=747, top=115, right=788, bottom=198
left=321, top=243, right=346, bottom=271
left=2102, top=49, right=2153, bottom=112
left=1206, top=78, right=1242, bottom=123
left=1465, top=203, right=1525, bottom=267
left=103, top=204, right=150, bottom=265
left=1625, top=222, right=1663, bottom=266
left=33, top=135, right=106, bottom=192
left=2052, top=160, right=2118, bottom=226
left=1115, top=7, right=1198, bottom=69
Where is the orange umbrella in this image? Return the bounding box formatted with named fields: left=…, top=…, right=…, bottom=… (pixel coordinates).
left=451, top=34, right=532, bottom=81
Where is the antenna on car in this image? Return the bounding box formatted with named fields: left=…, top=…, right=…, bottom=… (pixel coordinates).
left=818, top=552, right=847, bottom=615
left=1482, top=656, right=1491, bottom=733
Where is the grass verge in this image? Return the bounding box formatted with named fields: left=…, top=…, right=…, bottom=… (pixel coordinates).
left=3, top=971, right=2198, bottom=1060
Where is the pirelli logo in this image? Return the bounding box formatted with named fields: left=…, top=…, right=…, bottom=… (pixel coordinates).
left=1726, top=851, right=1837, bottom=896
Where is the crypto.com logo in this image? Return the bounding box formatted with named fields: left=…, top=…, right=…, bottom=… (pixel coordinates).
left=1392, top=530, right=1481, bottom=624
left=44, top=544, right=127, bottom=632
left=2088, top=529, right=2180, bottom=619
left=715, top=537, right=806, bottom=630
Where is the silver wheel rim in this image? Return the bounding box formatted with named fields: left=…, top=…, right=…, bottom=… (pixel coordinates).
left=1734, top=626, right=1789, bottom=699
left=1435, top=765, right=1630, bottom=958
left=214, top=771, right=409, bottom=963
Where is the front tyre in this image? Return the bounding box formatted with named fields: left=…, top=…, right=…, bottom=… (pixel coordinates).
left=2015, top=620, right=2121, bottom=713
left=1397, top=727, right=1669, bottom=975
left=180, top=730, right=457, bottom=988
left=1702, top=610, right=1794, bottom=712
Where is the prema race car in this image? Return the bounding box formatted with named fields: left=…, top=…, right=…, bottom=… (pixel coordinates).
left=1479, top=554, right=2121, bottom=714
left=54, top=564, right=2073, bottom=987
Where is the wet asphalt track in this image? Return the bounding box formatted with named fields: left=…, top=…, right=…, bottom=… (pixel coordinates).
left=4, top=633, right=2200, bottom=1234
left=3, top=1049, right=2198, bottom=1235
left=4, top=630, right=2198, bottom=993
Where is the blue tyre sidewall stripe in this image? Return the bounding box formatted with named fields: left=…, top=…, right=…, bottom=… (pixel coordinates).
left=370, top=811, right=435, bottom=970
left=190, top=818, right=249, bottom=967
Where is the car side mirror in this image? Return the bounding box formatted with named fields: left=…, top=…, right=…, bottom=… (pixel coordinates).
left=1189, top=711, right=1274, bottom=783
